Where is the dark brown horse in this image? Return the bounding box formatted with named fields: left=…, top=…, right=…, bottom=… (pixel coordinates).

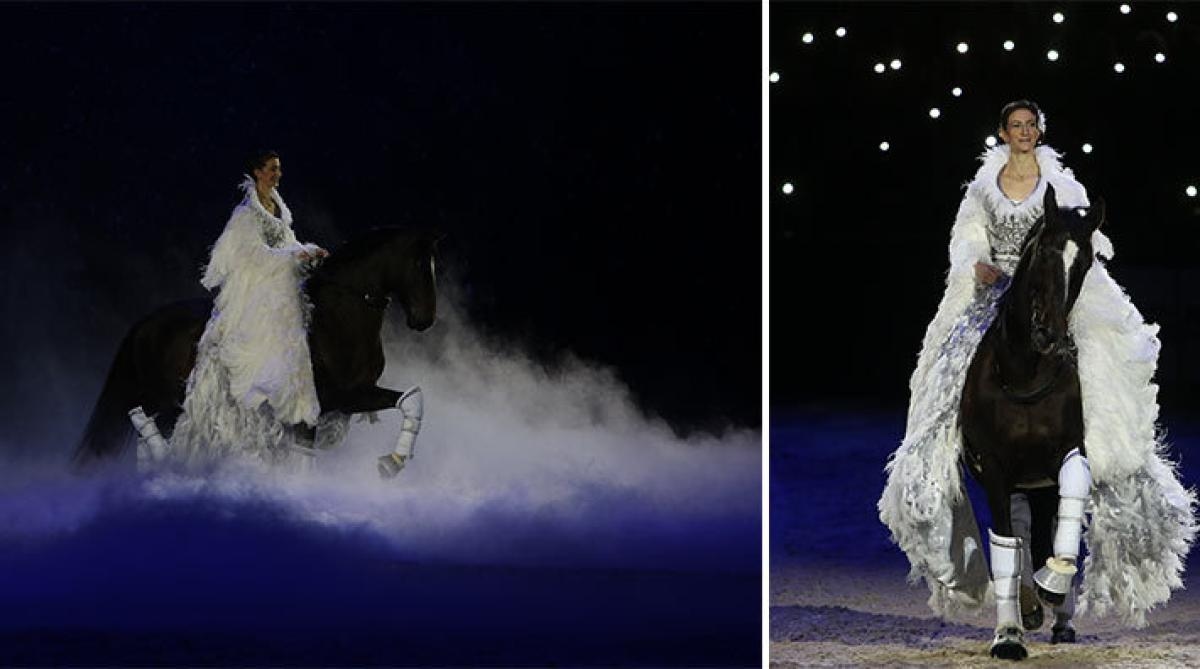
left=73, top=227, right=440, bottom=471
left=960, top=184, right=1104, bottom=659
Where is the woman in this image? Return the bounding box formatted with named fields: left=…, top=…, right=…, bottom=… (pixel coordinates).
left=169, top=150, right=329, bottom=465
left=878, top=101, right=1194, bottom=629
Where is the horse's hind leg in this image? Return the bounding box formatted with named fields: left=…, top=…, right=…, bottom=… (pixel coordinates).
left=129, top=407, right=169, bottom=467
left=1034, top=448, right=1092, bottom=608
left=1010, top=492, right=1044, bottom=631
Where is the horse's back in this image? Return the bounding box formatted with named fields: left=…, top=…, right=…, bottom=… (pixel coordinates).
left=129, top=297, right=212, bottom=410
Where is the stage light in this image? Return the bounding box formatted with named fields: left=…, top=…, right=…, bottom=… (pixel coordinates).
left=879, top=141, right=890, bottom=152
left=1003, top=40, right=1015, bottom=51
left=1053, top=11, right=1065, bottom=23
left=929, top=107, right=941, bottom=119
left=782, top=182, right=795, bottom=195
left=874, top=63, right=886, bottom=74
left=1082, top=143, right=1093, bottom=153
left=1155, top=52, right=1166, bottom=63
left=890, top=58, right=902, bottom=70
left=1168, top=11, right=1178, bottom=22
left=952, top=86, right=963, bottom=97
left=1114, top=62, right=1126, bottom=73
left=1047, top=49, right=1060, bottom=61
left=1120, top=4, right=1131, bottom=14
left=770, top=71, right=780, bottom=83
left=985, top=136, right=998, bottom=147
left=802, top=32, right=814, bottom=44
left=957, top=42, right=969, bottom=54
left=1187, top=185, right=1198, bottom=198
left=836, top=27, right=847, bottom=37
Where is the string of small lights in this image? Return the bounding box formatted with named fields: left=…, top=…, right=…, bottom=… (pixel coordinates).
left=770, top=3, right=1199, bottom=203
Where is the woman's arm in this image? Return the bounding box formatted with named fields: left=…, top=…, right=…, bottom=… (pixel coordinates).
left=201, top=207, right=318, bottom=289
left=947, top=185, right=993, bottom=285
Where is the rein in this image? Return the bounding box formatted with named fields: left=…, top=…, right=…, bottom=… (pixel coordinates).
left=309, top=276, right=392, bottom=311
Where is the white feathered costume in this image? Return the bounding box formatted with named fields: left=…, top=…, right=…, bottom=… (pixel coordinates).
left=169, top=177, right=323, bottom=464
left=878, top=144, right=1196, bottom=627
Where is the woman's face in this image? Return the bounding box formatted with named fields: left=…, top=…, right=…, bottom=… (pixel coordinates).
left=254, top=157, right=282, bottom=190
left=999, top=109, right=1040, bottom=152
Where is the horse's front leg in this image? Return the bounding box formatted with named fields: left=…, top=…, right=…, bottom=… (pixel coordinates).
left=1019, top=487, right=1080, bottom=643
left=340, top=384, right=424, bottom=479
left=976, top=462, right=1028, bottom=660
left=1034, top=448, right=1091, bottom=610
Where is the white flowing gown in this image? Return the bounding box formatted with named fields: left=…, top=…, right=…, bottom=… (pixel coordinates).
left=169, top=177, right=322, bottom=464
left=877, top=145, right=1196, bottom=627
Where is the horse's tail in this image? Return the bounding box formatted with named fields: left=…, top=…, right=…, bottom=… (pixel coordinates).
left=73, top=326, right=141, bottom=467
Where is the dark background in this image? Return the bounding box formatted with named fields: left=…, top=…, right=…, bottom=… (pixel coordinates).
left=0, top=2, right=761, bottom=460
left=771, top=1, right=1200, bottom=414
left=0, top=4, right=761, bottom=666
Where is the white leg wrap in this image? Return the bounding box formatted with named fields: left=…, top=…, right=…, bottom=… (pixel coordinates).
left=1054, top=448, right=1091, bottom=560
left=989, top=529, right=1023, bottom=629
left=129, top=406, right=169, bottom=464
left=378, top=386, right=423, bottom=479
left=393, top=386, right=423, bottom=459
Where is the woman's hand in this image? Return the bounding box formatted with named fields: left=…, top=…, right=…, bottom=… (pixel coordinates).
left=974, top=261, right=1004, bottom=285
left=297, top=246, right=329, bottom=263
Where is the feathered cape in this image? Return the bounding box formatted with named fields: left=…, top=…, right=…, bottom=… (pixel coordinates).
left=878, top=144, right=1196, bottom=627
left=169, top=178, right=322, bottom=464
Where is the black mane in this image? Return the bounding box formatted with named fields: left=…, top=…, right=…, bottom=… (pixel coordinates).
left=318, top=227, right=417, bottom=272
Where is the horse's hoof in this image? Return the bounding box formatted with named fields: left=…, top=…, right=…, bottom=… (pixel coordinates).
left=1034, top=557, right=1076, bottom=607
left=990, top=626, right=1028, bottom=660
left=1020, top=586, right=1044, bottom=631
left=1036, top=584, right=1066, bottom=607
left=1051, top=625, right=1076, bottom=644
left=1021, top=603, right=1044, bottom=631
left=377, top=453, right=407, bottom=479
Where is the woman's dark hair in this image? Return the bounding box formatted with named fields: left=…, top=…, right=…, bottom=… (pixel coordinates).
left=998, top=100, right=1044, bottom=135
left=246, top=149, right=280, bottom=178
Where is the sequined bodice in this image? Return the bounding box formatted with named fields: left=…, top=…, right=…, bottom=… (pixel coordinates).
left=987, top=207, right=1041, bottom=274
left=261, top=216, right=287, bottom=247
left=984, top=171, right=1050, bottom=273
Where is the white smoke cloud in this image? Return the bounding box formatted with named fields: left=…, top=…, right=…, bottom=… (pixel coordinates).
left=0, top=285, right=760, bottom=571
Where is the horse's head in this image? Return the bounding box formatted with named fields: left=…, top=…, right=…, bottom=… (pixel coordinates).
left=316, top=227, right=441, bottom=332
left=1018, top=184, right=1105, bottom=354
left=384, top=229, right=442, bottom=332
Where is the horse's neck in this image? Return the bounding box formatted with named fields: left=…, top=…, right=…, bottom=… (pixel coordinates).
left=997, top=317, right=1039, bottom=382
left=997, top=276, right=1047, bottom=380
left=313, top=247, right=388, bottom=293
left=999, top=266, right=1077, bottom=388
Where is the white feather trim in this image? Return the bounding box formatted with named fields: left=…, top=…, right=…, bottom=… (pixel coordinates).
left=172, top=185, right=321, bottom=464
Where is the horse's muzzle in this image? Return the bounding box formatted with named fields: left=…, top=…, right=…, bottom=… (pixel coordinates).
left=407, top=314, right=435, bottom=331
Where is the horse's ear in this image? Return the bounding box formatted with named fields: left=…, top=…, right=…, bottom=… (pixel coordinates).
left=1043, top=183, right=1058, bottom=216
left=1087, top=197, right=1105, bottom=232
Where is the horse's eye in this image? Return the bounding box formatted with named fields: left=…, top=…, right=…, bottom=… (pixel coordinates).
left=1077, top=208, right=1088, bottom=217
